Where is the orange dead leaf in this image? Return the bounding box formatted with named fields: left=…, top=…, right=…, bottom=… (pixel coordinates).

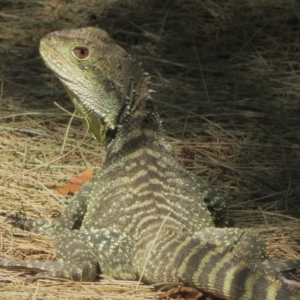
left=55, top=167, right=93, bottom=195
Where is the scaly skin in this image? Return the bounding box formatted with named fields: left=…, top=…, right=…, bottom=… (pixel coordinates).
left=1, top=27, right=299, bottom=300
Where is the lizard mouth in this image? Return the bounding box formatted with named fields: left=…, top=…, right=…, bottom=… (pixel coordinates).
left=40, top=39, right=85, bottom=86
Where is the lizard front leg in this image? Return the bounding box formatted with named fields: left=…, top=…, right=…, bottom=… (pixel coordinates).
left=6, top=176, right=100, bottom=237
left=197, top=180, right=227, bottom=227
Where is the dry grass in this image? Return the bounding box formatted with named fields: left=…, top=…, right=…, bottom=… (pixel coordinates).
left=0, top=0, right=300, bottom=299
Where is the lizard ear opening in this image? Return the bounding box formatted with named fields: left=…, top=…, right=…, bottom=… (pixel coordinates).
left=72, top=46, right=90, bottom=60
left=105, top=80, right=115, bottom=92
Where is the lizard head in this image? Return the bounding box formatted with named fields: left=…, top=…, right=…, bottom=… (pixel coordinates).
left=39, top=27, right=150, bottom=143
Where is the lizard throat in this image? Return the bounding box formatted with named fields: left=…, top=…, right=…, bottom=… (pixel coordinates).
left=65, top=87, right=111, bottom=143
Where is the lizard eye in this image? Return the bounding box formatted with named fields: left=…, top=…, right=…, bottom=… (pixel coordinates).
left=73, top=46, right=90, bottom=60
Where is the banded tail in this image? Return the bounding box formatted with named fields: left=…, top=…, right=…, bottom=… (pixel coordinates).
left=138, top=232, right=300, bottom=300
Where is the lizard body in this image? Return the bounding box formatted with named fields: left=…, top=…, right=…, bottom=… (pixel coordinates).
left=1, top=27, right=300, bottom=300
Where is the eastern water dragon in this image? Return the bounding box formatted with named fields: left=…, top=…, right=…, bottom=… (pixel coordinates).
left=1, top=27, right=300, bottom=300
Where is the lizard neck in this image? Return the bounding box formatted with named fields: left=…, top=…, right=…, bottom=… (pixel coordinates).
left=103, top=85, right=173, bottom=166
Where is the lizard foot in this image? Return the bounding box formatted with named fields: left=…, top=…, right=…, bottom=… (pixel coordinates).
left=5, top=212, right=29, bottom=230
left=280, top=276, right=300, bottom=288
left=5, top=212, right=57, bottom=237
left=157, top=286, right=203, bottom=300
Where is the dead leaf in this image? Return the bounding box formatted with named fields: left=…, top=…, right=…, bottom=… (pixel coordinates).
left=55, top=167, right=93, bottom=195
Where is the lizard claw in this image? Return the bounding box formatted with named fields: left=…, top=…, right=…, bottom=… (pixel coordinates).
left=5, top=212, right=29, bottom=230
left=157, top=286, right=204, bottom=300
